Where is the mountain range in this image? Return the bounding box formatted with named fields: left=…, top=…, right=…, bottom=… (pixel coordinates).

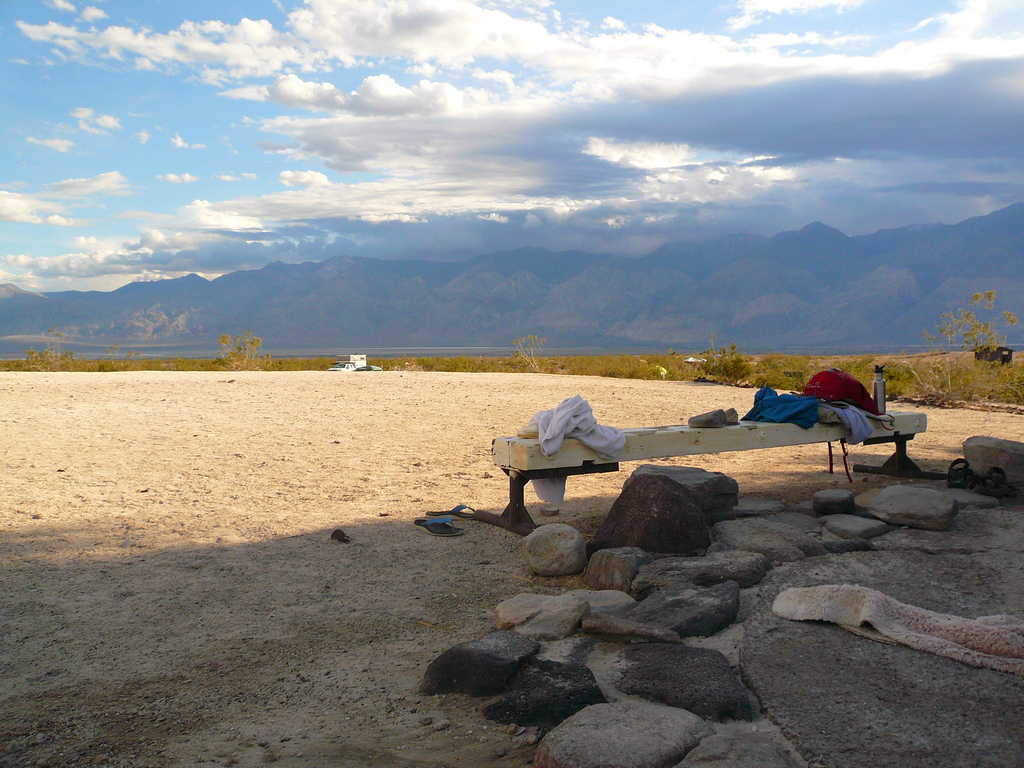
left=2, top=203, right=1023, bottom=355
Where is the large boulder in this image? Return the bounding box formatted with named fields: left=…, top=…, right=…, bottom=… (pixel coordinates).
left=866, top=485, right=958, bottom=531
left=625, top=465, right=739, bottom=518
left=524, top=524, right=588, bottom=576
left=535, top=700, right=711, bottom=768
left=813, top=488, right=856, bottom=516
left=712, top=518, right=827, bottom=564
left=631, top=551, right=769, bottom=598
left=963, top=435, right=1024, bottom=485
left=676, top=731, right=802, bottom=767
left=627, top=580, right=740, bottom=638
left=589, top=474, right=711, bottom=556
left=419, top=630, right=539, bottom=696
left=585, top=546, right=653, bottom=592
left=616, top=644, right=758, bottom=721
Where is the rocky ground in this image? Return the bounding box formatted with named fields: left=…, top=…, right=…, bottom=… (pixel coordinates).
left=1, top=371, right=1022, bottom=768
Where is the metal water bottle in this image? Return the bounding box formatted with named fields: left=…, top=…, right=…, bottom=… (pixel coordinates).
left=872, top=365, right=886, bottom=414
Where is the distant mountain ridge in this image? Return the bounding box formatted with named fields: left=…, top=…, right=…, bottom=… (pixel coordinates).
left=2, top=205, right=1022, bottom=353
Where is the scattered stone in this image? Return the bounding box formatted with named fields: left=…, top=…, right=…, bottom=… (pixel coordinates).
left=534, top=636, right=597, bottom=668
left=495, top=593, right=591, bottom=641
left=724, top=408, right=739, bottom=425
left=585, top=547, right=653, bottom=592
left=821, top=539, right=874, bottom=554
left=431, top=719, right=451, bottom=732
left=483, top=662, right=606, bottom=729
left=580, top=614, right=681, bottom=644
left=943, top=488, right=1000, bottom=510
left=866, top=485, right=958, bottom=531
left=819, top=514, right=891, bottom=540
left=676, top=730, right=801, bottom=767
left=708, top=496, right=786, bottom=524
left=963, top=435, right=1024, bottom=485
left=589, top=475, right=710, bottom=556
left=567, top=589, right=636, bottom=618
left=625, top=466, right=739, bottom=517
left=628, top=580, right=740, bottom=637
left=524, top=524, right=587, bottom=576
left=765, top=513, right=821, bottom=535
left=632, top=551, right=769, bottom=598
left=688, top=409, right=728, bottom=428
left=812, top=489, right=856, bottom=516
left=712, top=518, right=827, bottom=564
left=793, top=499, right=815, bottom=514
left=616, top=644, right=758, bottom=721
left=330, top=528, right=350, bottom=542
left=419, top=630, right=539, bottom=696
left=535, top=700, right=711, bottom=768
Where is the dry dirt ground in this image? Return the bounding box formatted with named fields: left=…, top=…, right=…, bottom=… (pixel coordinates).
left=2, top=371, right=1023, bottom=768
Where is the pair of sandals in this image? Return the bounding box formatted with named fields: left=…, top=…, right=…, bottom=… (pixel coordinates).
left=413, top=504, right=477, bottom=536
left=947, top=459, right=1018, bottom=498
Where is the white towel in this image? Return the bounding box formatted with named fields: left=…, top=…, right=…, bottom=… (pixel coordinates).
left=525, top=395, right=626, bottom=505
left=818, top=402, right=893, bottom=445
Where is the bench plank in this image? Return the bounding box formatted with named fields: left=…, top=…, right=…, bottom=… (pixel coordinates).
left=492, top=411, right=927, bottom=472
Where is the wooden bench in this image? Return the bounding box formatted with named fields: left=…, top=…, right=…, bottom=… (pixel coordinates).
left=475, top=411, right=933, bottom=535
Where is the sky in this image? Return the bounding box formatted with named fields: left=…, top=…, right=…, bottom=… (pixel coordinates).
left=3, top=0, right=1024, bottom=292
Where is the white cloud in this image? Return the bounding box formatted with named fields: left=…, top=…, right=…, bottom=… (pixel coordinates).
left=70, top=107, right=122, bottom=134
left=278, top=170, right=330, bottom=186
left=478, top=212, right=509, bottom=223
left=241, top=173, right=258, bottom=180
left=135, top=130, right=150, bottom=144
left=0, top=191, right=83, bottom=226
left=180, top=200, right=264, bottom=230
left=47, top=171, right=131, bottom=197
left=728, top=0, right=866, bottom=29
left=157, top=173, right=199, bottom=183
left=584, top=139, right=697, bottom=169
left=46, top=0, right=76, bottom=12
left=217, top=174, right=241, bottom=181
left=81, top=6, right=108, bottom=22
left=602, top=17, right=627, bottom=31
left=26, top=136, right=74, bottom=152
left=171, top=134, right=205, bottom=149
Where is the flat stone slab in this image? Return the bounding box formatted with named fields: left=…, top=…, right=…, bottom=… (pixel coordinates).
left=676, top=730, right=802, bottom=767
left=964, top=435, right=1024, bottom=485
left=632, top=551, right=769, bottom=598
left=495, top=593, right=590, bottom=640
left=581, top=613, right=681, bottom=645
left=536, top=700, right=711, bottom=768
left=819, top=514, right=892, bottom=540
left=944, top=488, right=1000, bottom=510
left=768, top=512, right=822, bottom=534
left=628, top=580, right=740, bottom=637
left=741, top=550, right=1024, bottom=767
left=866, top=485, right=958, bottom=530
left=712, top=518, right=828, bottom=564
left=567, top=589, right=637, bottom=618
left=585, top=546, right=653, bottom=592
left=419, top=630, right=539, bottom=696
left=707, top=496, right=785, bottom=524
left=615, top=643, right=758, bottom=721
left=483, top=661, right=606, bottom=729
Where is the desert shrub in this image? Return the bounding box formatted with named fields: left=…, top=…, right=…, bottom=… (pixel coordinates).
left=218, top=332, right=269, bottom=370
left=749, top=355, right=813, bottom=392
left=699, top=340, right=751, bottom=385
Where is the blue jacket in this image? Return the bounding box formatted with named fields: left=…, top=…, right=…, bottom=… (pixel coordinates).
left=742, top=387, right=818, bottom=429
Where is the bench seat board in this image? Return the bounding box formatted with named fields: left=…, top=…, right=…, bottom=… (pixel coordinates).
left=492, top=411, right=927, bottom=473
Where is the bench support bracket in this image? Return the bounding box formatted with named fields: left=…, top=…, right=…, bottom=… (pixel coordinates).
left=473, top=462, right=620, bottom=536
left=852, top=434, right=946, bottom=480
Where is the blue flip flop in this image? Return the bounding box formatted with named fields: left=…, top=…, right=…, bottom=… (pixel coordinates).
left=414, top=516, right=465, bottom=536
left=426, top=504, right=476, bottom=520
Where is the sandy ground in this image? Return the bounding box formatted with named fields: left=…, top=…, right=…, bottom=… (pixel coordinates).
left=3, top=371, right=1023, bottom=768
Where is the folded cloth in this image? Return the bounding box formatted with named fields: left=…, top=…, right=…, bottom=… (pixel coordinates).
left=818, top=402, right=896, bottom=444
left=742, top=387, right=819, bottom=429
left=525, top=395, right=626, bottom=505
left=527, top=394, right=626, bottom=459
left=773, top=584, right=1024, bottom=676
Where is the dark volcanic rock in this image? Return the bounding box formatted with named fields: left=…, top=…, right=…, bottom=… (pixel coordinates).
left=627, top=580, right=740, bottom=637
left=617, top=644, right=758, bottom=721
left=822, top=538, right=875, bottom=554
left=483, top=662, right=606, bottom=729
left=419, top=630, right=539, bottom=696
left=625, top=465, right=739, bottom=517
left=589, top=474, right=710, bottom=556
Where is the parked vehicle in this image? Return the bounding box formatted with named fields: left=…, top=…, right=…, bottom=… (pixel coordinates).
left=328, top=362, right=358, bottom=372
left=355, top=365, right=383, bottom=371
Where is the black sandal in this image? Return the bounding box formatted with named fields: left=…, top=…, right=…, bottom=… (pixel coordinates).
left=947, top=458, right=978, bottom=489
left=974, top=467, right=1018, bottom=498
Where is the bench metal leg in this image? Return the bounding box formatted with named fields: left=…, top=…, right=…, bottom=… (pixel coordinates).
left=852, top=436, right=946, bottom=480
left=472, top=471, right=538, bottom=536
